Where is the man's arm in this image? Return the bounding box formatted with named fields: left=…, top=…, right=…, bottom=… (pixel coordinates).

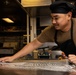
left=0, top=39, right=43, bottom=62
left=12, top=39, right=43, bottom=60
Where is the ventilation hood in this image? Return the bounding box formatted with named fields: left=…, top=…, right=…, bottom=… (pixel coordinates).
left=21, top=0, right=53, bottom=17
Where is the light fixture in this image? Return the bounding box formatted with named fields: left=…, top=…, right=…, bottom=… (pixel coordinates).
left=2, top=18, right=14, bottom=23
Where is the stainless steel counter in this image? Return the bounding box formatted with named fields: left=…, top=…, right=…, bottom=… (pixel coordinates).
left=0, top=68, right=69, bottom=75
left=0, top=60, right=76, bottom=75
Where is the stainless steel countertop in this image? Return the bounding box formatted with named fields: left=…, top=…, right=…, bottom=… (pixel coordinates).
left=0, top=59, right=76, bottom=75
left=0, top=68, right=69, bottom=75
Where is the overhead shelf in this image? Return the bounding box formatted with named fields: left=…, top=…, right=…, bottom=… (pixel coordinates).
left=21, top=0, right=52, bottom=7
left=21, top=0, right=53, bottom=17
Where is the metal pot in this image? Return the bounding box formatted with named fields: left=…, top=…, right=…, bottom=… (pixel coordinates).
left=51, top=50, right=62, bottom=59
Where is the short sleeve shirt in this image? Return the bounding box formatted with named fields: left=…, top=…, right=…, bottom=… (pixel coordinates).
left=37, top=18, right=76, bottom=45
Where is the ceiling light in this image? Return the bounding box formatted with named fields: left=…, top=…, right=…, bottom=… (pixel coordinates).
left=2, top=18, right=14, bottom=23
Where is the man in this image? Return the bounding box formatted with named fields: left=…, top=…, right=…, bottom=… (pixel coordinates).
left=0, top=1, right=76, bottom=64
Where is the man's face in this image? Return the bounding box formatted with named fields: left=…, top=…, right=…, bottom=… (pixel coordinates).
left=51, top=13, right=71, bottom=31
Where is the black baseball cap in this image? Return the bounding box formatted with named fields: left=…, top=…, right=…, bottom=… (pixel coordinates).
left=50, top=1, right=75, bottom=14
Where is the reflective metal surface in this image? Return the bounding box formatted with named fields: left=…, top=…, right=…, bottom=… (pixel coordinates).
left=0, top=68, right=69, bottom=75
left=0, top=60, right=76, bottom=75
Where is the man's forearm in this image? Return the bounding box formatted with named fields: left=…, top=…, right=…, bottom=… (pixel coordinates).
left=12, top=39, right=43, bottom=60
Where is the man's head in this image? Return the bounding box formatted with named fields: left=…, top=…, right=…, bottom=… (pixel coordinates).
left=50, top=1, right=75, bottom=31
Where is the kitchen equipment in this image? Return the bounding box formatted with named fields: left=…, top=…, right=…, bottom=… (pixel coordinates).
left=33, top=50, right=38, bottom=59
left=51, top=50, right=62, bottom=59
left=38, top=47, right=49, bottom=59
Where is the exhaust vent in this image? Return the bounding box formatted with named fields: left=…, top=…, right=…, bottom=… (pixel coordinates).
left=21, top=0, right=52, bottom=7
